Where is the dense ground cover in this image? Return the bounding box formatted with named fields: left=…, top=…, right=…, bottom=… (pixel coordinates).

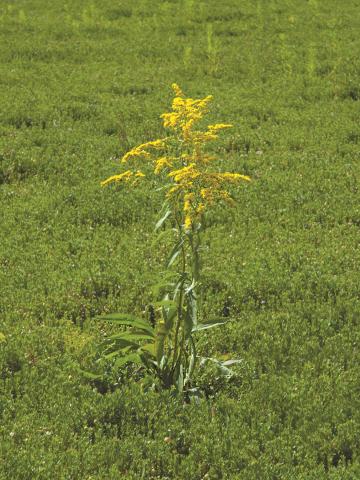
left=1, top=0, right=360, bottom=478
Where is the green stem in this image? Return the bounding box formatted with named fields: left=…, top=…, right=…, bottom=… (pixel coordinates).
left=171, top=211, right=187, bottom=375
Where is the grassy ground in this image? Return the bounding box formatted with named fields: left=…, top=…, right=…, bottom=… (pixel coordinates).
left=1, top=0, right=360, bottom=478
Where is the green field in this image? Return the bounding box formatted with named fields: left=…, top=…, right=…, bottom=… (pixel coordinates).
left=1, top=0, right=360, bottom=478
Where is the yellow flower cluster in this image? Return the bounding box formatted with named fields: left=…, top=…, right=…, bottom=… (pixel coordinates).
left=101, top=83, right=250, bottom=232
left=161, top=83, right=213, bottom=142
left=121, top=139, right=165, bottom=164
left=100, top=170, right=145, bottom=187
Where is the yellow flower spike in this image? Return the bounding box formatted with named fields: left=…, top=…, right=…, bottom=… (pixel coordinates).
left=121, top=147, right=150, bottom=163
left=135, top=171, right=145, bottom=177
left=101, top=170, right=133, bottom=187
left=184, top=214, right=192, bottom=231
left=217, top=172, right=251, bottom=183
left=219, top=190, right=236, bottom=206
left=196, top=203, right=205, bottom=214
left=154, top=156, right=174, bottom=175
left=161, top=112, right=179, bottom=129
left=191, top=131, right=218, bottom=144
left=172, top=97, right=185, bottom=110
left=196, top=95, right=213, bottom=110
left=208, top=123, right=233, bottom=132
left=168, top=163, right=200, bottom=183
left=142, top=139, right=166, bottom=149
left=166, top=184, right=182, bottom=197
left=172, top=83, right=185, bottom=97
left=121, top=139, right=165, bottom=163
left=182, top=119, right=195, bottom=140
left=183, top=192, right=195, bottom=212
left=200, top=188, right=213, bottom=200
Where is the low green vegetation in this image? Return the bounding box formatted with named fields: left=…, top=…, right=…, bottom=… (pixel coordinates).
left=1, top=0, right=359, bottom=478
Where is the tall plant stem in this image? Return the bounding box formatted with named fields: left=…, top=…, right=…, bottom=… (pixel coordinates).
left=171, top=212, right=187, bottom=374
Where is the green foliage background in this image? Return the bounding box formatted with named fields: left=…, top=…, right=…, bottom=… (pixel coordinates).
left=0, top=0, right=359, bottom=478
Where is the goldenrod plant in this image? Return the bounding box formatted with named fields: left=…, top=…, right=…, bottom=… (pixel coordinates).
left=96, top=84, right=250, bottom=395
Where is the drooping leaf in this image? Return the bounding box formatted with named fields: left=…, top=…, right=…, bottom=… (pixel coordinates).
left=151, top=271, right=176, bottom=297
left=151, top=228, right=176, bottom=248
left=155, top=209, right=171, bottom=231
left=102, top=347, right=133, bottom=361
left=199, top=357, right=241, bottom=377
left=172, top=272, right=188, bottom=300
left=185, top=336, right=196, bottom=385
left=176, top=364, right=184, bottom=394
left=167, top=236, right=185, bottom=267
left=192, top=320, right=226, bottom=333
left=183, top=285, right=197, bottom=337
left=162, top=305, right=177, bottom=331
left=153, top=299, right=177, bottom=308
left=114, top=353, right=143, bottom=369
left=97, top=313, right=154, bottom=336
left=185, top=278, right=196, bottom=294
left=140, top=342, right=156, bottom=357
left=108, top=332, right=154, bottom=342
left=101, top=338, right=139, bottom=350
left=155, top=321, right=168, bottom=364
left=221, top=359, right=243, bottom=367
left=78, top=368, right=103, bottom=380
left=184, top=304, right=194, bottom=338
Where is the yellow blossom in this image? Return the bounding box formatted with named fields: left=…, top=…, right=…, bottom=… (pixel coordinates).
left=196, top=203, right=205, bottom=214
left=121, top=139, right=165, bottom=163
left=166, top=184, right=182, bottom=196
left=161, top=112, right=179, bottom=128
left=101, top=170, right=133, bottom=187
left=168, top=163, right=200, bottom=184
left=102, top=83, right=251, bottom=233
left=184, top=214, right=192, bottom=231
left=154, top=156, right=174, bottom=174
left=215, top=172, right=251, bottom=183
left=172, top=83, right=184, bottom=97
left=207, top=123, right=233, bottom=132
left=172, top=97, right=185, bottom=110
left=183, top=192, right=195, bottom=212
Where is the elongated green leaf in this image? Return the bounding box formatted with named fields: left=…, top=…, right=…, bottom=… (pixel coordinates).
left=140, top=342, right=156, bottom=357
left=153, top=299, right=177, bottom=308
left=155, top=209, right=171, bottom=231
left=187, top=288, right=197, bottom=329
left=167, top=237, right=185, bottom=267
left=102, top=338, right=139, bottom=355
left=192, top=320, right=226, bottom=333
left=102, top=346, right=134, bottom=361
left=108, top=332, right=154, bottom=342
left=185, top=278, right=196, bottom=294
left=184, top=304, right=194, bottom=338
left=173, top=273, right=188, bottom=299
left=199, top=357, right=241, bottom=377
left=176, top=364, right=184, bottom=394
left=155, top=321, right=168, bottom=364
left=151, top=228, right=176, bottom=248
left=78, top=368, right=103, bottom=380
left=151, top=271, right=176, bottom=297
left=97, top=313, right=154, bottom=335
left=221, top=359, right=243, bottom=366
left=114, top=353, right=143, bottom=369
left=162, top=305, right=177, bottom=331
left=159, top=354, right=168, bottom=370
left=185, top=336, right=196, bottom=385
